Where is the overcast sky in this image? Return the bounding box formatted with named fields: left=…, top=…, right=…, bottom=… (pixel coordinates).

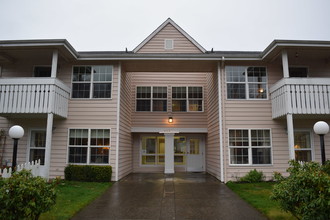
left=1, top=0, right=330, bottom=52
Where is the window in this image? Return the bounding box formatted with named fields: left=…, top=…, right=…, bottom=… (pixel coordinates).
left=226, top=66, right=267, bottom=99
left=68, top=129, right=110, bottom=164
left=289, top=67, right=308, bottom=77
left=229, top=129, right=272, bottom=165
left=172, top=86, right=203, bottom=112
left=136, top=86, right=167, bottom=112
left=294, top=131, right=312, bottom=162
left=34, top=66, right=51, bottom=77
left=29, top=130, right=46, bottom=165
left=140, top=136, right=187, bottom=166
left=72, top=66, right=112, bottom=99
left=141, top=136, right=165, bottom=165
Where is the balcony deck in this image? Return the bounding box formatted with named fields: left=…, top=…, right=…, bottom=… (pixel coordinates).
left=0, top=78, right=70, bottom=118
left=270, top=78, right=330, bottom=119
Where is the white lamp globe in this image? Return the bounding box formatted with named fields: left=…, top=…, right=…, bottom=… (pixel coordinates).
left=313, top=121, right=330, bottom=135
left=8, top=125, right=24, bottom=139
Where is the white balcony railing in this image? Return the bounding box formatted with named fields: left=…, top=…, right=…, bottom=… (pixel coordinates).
left=270, top=78, right=330, bottom=119
left=0, top=78, right=70, bottom=118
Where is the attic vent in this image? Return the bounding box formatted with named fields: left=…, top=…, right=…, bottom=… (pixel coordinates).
left=164, top=39, right=174, bottom=50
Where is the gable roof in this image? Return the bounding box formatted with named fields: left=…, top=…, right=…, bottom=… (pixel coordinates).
left=133, top=18, right=206, bottom=53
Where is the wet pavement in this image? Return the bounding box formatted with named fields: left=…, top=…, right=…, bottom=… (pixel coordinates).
left=71, top=173, right=267, bottom=220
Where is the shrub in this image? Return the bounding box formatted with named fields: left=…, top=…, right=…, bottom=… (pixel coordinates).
left=271, top=160, right=330, bottom=220
left=65, top=165, right=112, bottom=182
left=0, top=170, right=57, bottom=220
left=239, top=169, right=265, bottom=183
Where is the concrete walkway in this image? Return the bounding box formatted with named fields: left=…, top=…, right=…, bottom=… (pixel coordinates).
left=71, top=173, right=267, bottom=220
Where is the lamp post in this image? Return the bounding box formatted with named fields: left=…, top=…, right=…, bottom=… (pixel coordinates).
left=313, top=121, right=329, bottom=165
left=8, top=125, right=24, bottom=169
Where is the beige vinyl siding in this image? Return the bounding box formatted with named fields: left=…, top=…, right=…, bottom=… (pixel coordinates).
left=130, top=72, right=208, bottom=129
left=205, top=72, right=221, bottom=179
left=137, top=24, right=203, bottom=53
left=223, top=63, right=289, bottom=181
left=46, top=62, right=120, bottom=179
left=118, top=71, right=133, bottom=179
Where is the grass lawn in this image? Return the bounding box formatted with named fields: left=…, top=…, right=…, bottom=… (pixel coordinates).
left=39, top=181, right=112, bottom=220
left=226, top=182, right=296, bottom=220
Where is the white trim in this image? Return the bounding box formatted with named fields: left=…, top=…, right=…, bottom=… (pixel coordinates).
left=70, top=65, right=113, bottom=100
left=293, top=129, right=315, bottom=161
left=135, top=86, right=168, bottom=112
left=225, top=66, right=269, bottom=101
left=218, top=61, right=224, bottom=182
left=115, top=63, right=121, bottom=181
left=227, top=128, right=273, bottom=166
left=133, top=18, right=206, bottom=53
left=51, top=50, right=58, bottom=78
left=66, top=128, right=111, bottom=165
left=131, top=127, right=207, bottom=133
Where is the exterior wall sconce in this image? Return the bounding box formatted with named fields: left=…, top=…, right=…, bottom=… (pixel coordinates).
left=313, top=121, right=329, bottom=165
left=168, top=117, right=173, bottom=123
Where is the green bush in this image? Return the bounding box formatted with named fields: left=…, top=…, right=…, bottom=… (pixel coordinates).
left=240, top=169, right=265, bottom=183
left=271, top=160, right=330, bottom=220
left=64, top=165, right=112, bottom=182
left=0, top=170, right=57, bottom=220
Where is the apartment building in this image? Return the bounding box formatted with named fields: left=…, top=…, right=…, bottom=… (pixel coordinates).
left=0, top=18, right=329, bottom=182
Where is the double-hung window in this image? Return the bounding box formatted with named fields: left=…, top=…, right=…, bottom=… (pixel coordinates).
left=229, top=129, right=272, bottom=165
left=136, top=86, right=167, bottom=112
left=29, top=130, right=46, bottom=165
left=68, top=129, right=110, bottom=164
left=172, top=86, right=203, bottom=112
left=72, top=66, right=112, bottom=99
left=226, top=66, right=267, bottom=99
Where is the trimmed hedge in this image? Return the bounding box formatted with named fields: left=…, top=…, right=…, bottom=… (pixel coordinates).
left=64, top=165, right=112, bottom=182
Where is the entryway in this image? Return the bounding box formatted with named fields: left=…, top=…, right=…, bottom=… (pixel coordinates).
left=139, top=134, right=205, bottom=173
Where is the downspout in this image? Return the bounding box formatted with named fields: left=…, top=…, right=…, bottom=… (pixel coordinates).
left=115, top=62, right=122, bottom=181
left=218, top=57, right=225, bottom=182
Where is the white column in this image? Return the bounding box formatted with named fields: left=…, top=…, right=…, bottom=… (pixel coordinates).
left=286, top=113, right=295, bottom=160
left=218, top=60, right=224, bottom=182
left=44, top=113, right=54, bottom=179
left=282, top=50, right=290, bottom=78
left=51, top=50, right=58, bottom=78
left=164, top=133, right=175, bottom=174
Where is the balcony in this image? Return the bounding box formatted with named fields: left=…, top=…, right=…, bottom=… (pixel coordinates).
left=270, top=78, right=330, bottom=119
left=0, top=78, right=70, bottom=118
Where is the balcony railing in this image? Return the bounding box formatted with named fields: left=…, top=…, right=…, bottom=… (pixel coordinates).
left=0, top=78, right=70, bottom=118
left=270, top=78, right=330, bottom=119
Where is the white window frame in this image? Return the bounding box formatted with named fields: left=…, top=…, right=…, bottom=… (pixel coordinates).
left=67, top=128, right=111, bottom=165
left=135, top=86, right=167, bottom=112
left=294, top=129, right=314, bottom=162
left=71, top=65, right=113, bottom=99
left=27, top=129, right=46, bottom=165
left=172, top=86, right=204, bottom=112
left=225, top=66, right=268, bottom=100
left=228, top=128, right=273, bottom=166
